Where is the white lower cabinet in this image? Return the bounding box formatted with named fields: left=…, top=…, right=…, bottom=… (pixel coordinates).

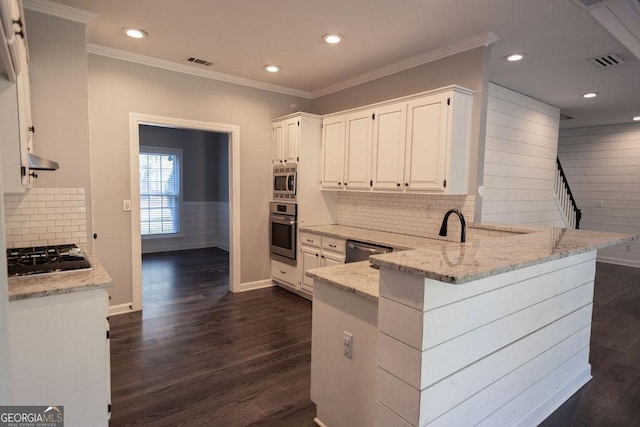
left=300, top=232, right=346, bottom=294
left=8, top=289, right=111, bottom=426
left=271, top=258, right=297, bottom=288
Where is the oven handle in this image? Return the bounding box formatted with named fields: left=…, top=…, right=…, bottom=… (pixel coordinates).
left=271, top=215, right=296, bottom=225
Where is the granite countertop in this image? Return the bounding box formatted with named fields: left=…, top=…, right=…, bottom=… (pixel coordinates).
left=302, top=224, right=638, bottom=299
left=371, top=227, right=637, bottom=284
left=8, top=247, right=113, bottom=301
left=307, top=261, right=380, bottom=301
left=299, top=224, right=462, bottom=250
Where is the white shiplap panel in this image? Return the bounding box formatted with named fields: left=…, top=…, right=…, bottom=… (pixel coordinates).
left=482, top=83, right=561, bottom=227
left=559, top=123, right=640, bottom=267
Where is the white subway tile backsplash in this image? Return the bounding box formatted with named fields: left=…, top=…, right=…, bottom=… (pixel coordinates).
left=336, top=192, right=475, bottom=242
left=3, top=187, right=88, bottom=247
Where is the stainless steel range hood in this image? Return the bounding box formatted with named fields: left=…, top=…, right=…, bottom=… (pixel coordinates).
left=28, top=152, right=59, bottom=170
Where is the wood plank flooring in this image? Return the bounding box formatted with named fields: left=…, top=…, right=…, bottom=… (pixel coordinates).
left=109, top=249, right=640, bottom=426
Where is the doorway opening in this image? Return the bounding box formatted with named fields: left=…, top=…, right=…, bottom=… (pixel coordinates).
left=129, top=113, right=241, bottom=311
left=138, top=125, right=230, bottom=306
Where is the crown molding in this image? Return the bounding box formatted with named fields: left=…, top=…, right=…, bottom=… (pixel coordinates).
left=310, top=32, right=500, bottom=99
left=87, top=44, right=312, bottom=99
left=23, top=0, right=98, bottom=23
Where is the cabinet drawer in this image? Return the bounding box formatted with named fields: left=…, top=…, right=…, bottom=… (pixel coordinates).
left=300, top=232, right=322, bottom=248
left=271, top=258, right=297, bottom=286
left=322, top=237, right=345, bottom=254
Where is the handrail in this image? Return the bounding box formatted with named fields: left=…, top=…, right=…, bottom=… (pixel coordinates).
left=555, top=157, right=582, bottom=229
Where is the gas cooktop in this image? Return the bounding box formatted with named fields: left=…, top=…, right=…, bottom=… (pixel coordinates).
left=6, top=244, right=91, bottom=277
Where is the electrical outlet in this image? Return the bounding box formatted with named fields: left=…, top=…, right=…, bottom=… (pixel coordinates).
left=597, top=200, right=604, bottom=208
left=343, top=331, right=353, bottom=359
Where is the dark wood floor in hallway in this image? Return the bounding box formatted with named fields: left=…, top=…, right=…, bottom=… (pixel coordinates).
left=109, top=248, right=640, bottom=426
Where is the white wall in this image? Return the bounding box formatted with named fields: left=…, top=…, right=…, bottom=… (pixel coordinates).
left=480, top=83, right=565, bottom=227
left=558, top=123, right=640, bottom=268
left=0, top=148, right=10, bottom=404
left=142, top=201, right=229, bottom=253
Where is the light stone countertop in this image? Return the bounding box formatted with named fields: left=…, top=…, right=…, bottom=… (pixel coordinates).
left=301, top=224, right=638, bottom=299
left=306, top=261, right=380, bottom=301
left=8, top=247, right=113, bottom=301
left=371, top=227, right=637, bottom=284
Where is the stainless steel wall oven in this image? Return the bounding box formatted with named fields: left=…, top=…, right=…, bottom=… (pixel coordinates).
left=270, top=201, right=297, bottom=261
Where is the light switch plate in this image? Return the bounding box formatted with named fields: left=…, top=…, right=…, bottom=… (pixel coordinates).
left=123, top=200, right=131, bottom=211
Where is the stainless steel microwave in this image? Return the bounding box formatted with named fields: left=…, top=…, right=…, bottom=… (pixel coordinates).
left=273, top=169, right=296, bottom=196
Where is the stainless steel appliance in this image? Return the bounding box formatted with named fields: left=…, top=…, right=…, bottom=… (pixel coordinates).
left=273, top=166, right=297, bottom=199
left=6, top=244, right=91, bottom=276
left=345, top=240, right=392, bottom=263
left=270, top=201, right=297, bottom=261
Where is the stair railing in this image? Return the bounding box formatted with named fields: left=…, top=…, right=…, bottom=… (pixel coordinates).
left=554, top=157, right=582, bottom=229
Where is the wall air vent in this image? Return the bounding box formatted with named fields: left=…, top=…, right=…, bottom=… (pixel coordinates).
left=588, top=53, right=625, bottom=68
left=186, top=57, right=214, bottom=66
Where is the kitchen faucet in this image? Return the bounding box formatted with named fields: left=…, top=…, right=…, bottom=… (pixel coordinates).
left=439, top=209, right=466, bottom=243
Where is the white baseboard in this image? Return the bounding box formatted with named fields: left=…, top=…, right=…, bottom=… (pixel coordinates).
left=313, top=417, right=328, bottom=427
left=238, top=279, right=274, bottom=292
left=108, top=302, right=135, bottom=316
left=597, top=256, right=640, bottom=269
left=514, top=365, right=591, bottom=427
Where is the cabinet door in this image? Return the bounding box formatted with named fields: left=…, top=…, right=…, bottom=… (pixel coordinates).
left=320, top=116, right=345, bottom=189
left=301, top=246, right=321, bottom=293
left=344, top=110, right=372, bottom=190
left=371, top=103, right=406, bottom=191
left=284, top=117, right=299, bottom=164
left=404, top=94, right=449, bottom=191
left=322, top=253, right=344, bottom=267
left=272, top=120, right=285, bottom=165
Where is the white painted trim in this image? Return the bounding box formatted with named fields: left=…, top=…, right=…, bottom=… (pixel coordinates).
left=88, top=44, right=311, bottom=99
left=310, top=32, right=500, bottom=99
left=87, top=32, right=499, bottom=101
left=108, top=302, right=134, bottom=316
left=239, top=279, right=274, bottom=292
left=313, top=417, right=328, bottom=427
left=129, top=113, right=241, bottom=312
left=513, top=365, right=591, bottom=427
left=553, top=195, right=571, bottom=228
left=597, top=256, right=640, bottom=269
left=23, top=0, right=98, bottom=23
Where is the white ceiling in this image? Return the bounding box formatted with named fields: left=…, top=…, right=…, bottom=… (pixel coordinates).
left=32, top=0, right=640, bottom=129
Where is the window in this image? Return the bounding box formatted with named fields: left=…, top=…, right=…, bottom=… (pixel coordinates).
left=139, top=146, right=182, bottom=236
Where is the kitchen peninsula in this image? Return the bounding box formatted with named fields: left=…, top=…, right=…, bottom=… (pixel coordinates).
left=7, top=249, right=113, bottom=426
left=307, top=225, right=637, bottom=427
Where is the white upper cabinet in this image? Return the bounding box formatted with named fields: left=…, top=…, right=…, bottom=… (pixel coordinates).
left=320, top=85, right=473, bottom=195
left=284, top=118, right=299, bottom=164
left=344, top=110, right=372, bottom=190
left=272, top=117, right=299, bottom=165
left=371, top=103, right=407, bottom=191
left=404, top=93, right=449, bottom=191
left=320, top=115, right=345, bottom=189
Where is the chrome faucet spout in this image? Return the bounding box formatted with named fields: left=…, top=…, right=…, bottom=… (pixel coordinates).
left=439, top=209, right=466, bottom=243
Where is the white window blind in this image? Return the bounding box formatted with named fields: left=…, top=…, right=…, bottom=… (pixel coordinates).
left=139, top=146, right=182, bottom=236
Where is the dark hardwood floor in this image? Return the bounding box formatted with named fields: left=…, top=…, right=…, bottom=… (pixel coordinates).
left=109, top=248, right=316, bottom=426
left=109, top=249, right=640, bottom=426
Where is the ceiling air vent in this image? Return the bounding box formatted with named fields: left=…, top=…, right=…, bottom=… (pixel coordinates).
left=588, top=53, right=625, bottom=68
left=571, top=0, right=608, bottom=9
left=186, top=57, right=214, bottom=67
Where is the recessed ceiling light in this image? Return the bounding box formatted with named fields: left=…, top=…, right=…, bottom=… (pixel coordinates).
left=264, top=65, right=280, bottom=73
left=505, top=53, right=525, bottom=62
left=582, top=92, right=598, bottom=98
left=322, top=34, right=343, bottom=44
left=123, top=27, right=147, bottom=39
left=633, top=116, right=640, bottom=121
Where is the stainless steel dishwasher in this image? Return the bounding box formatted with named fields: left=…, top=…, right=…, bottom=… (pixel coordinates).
left=345, top=240, right=393, bottom=263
